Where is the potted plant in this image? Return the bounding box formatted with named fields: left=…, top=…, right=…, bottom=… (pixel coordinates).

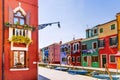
left=5, top=22, right=11, bottom=27
left=16, top=62, right=23, bottom=68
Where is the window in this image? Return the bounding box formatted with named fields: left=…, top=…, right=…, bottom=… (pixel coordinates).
left=62, top=58, right=67, bottom=62
left=72, top=57, right=75, bottom=62
left=76, top=43, right=79, bottom=50
left=11, top=51, right=28, bottom=68
left=111, top=24, right=115, bottom=30
left=110, top=55, right=116, bottom=63
left=98, top=39, right=105, bottom=47
left=14, top=11, right=25, bottom=25
left=109, top=37, right=117, bottom=46
left=82, top=44, right=87, bottom=50
left=73, top=44, right=76, bottom=51
left=92, top=56, right=98, bottom=62
left=93, top=42, right=97, bottom=49
left=84, top=56, right=87, bottom=62
left=77, top=56, right=81, bottom=62
left=64, top=47, right=68, bottom=52
left=94, top=29, right=97, bottom=34
left=100, top=28, right=103, bottom=33
left=73, top=43, right=79, bottom=51
left=68, top=45, right=71, bottom=52
left=60, top=47, right=64, bottom=52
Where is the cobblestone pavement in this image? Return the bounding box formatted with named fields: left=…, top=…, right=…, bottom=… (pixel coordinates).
left=38, top=67, right=100, bottom=80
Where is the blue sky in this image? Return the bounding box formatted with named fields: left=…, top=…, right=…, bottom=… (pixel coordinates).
left=38, top=0, right=120, bottom=48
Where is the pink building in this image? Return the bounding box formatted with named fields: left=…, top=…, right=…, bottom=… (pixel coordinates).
left=48, top=43, right=60, bottom=64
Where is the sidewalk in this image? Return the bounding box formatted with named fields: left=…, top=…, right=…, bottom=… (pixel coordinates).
left=38, top=67, right=101, bottom=80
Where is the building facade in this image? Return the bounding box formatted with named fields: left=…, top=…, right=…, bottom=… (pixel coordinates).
left=60, top=44, right=68, bottom=65
left=70, top=39, right=82, bottom=66
left=48, top=43, right=60, bottom=64
left=81, top=26, right=99, bottom=68
left=1, top=0, right=38, bottom=80
left=98, top=20, right=118, bottom=69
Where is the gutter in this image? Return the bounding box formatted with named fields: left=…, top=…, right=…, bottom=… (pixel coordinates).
left=2, top=0, right=4, bottom=80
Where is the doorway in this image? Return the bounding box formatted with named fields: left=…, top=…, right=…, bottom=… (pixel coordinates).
left=102, top=55, right=107, bottom=68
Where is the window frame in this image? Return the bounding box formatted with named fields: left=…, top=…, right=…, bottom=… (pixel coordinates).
left=14, top=11, right=26, bottom=25
left=109, top=36, right=117, bottom=46
left=77, top=56, right=81, bottom=63
left=92, top=56, right=98, bottom=62
left=98, top=39, right=105, bottom=48
left=92, top=42, right=97, bottom=49
left=82, top=44, right=87, bottom=50
left=109, top=54, right=116, bottom=64
left=11, top=51, right=28, bottom=68
left=72, top=57, right=75, bottom=62
left=110, top=24, right=115, bottom=30
left=100, top=28, right=103, bottom=33
left=93, top=28, right=97, bottom=35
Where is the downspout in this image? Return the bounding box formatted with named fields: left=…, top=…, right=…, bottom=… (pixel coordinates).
left=116, top=13, right=120, bottom=70
left=116, top=13, right=120, bottom=51
left=2, top=0, right=4, bottom=80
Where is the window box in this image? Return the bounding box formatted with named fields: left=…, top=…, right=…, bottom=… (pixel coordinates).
left=5, top=22, right=35, bottom=31
left=9, top=35, right=32, bottom=45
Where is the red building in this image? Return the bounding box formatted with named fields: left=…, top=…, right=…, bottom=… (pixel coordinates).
left=0, top=0, right=38, bottom=80
left=69, top=39, right=82, bottom=66
left=98, top=20, right=118, bottom=69
left=48, top=43, right=60, bottom=64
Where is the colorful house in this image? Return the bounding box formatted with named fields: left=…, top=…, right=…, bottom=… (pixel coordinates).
left=41, top=47, right=49, bottom=63
left=69, top=39, right=82, bottom=66
left=98, top=20, right=118, bottom=69
left=60, top=38, right=82, bottom=66
left=48, top=43, right=60, bottom=64
left=60, top=44, right=68, bottom=65
left=1, top=0, right=38, bottom=80
left=81, top=26, right=99, bottom=68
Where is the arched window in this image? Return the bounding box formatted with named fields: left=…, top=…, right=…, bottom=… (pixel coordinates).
left=14, top=11, right=25, bottom=25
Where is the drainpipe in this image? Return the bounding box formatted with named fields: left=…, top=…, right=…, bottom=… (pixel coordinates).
left=116, top=13, right=120, bottom=51
left=116, top=13, right=120, bottom=72
left=2, top=0, right=4, bottom=80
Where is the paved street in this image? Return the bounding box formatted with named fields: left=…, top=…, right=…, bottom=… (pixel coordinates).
left=38, top=67, right=100, bottom=80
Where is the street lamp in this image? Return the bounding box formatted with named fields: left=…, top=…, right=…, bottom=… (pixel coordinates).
left=38, top=22, right=60, bottom=30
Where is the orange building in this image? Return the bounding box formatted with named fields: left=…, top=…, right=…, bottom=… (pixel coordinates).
left=0, top=0, right=38, bottom=80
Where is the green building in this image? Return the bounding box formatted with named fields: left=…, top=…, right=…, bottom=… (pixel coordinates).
left=81, top=26, right=99, bottom=68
